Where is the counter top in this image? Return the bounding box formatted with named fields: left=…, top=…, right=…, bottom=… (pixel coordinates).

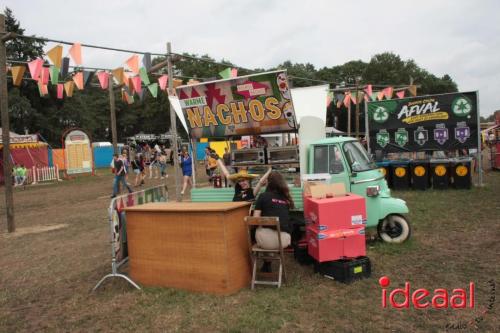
left=124, top=201, right=251, bottom=212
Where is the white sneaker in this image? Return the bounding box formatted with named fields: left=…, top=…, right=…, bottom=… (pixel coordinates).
left=180, top=191, right=184, bottom=195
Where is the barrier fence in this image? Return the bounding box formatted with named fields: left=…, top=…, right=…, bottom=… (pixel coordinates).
left=30, top=166, right=61, bottom=184
left=93, top=184, right=168, bottom=291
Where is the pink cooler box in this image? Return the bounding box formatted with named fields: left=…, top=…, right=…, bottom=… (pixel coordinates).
left=307, top=226, right=366, bottom=262
left=304, top=194, right=367, bottom=231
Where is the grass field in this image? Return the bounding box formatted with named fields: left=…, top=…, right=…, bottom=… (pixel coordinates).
left=1, top=168, right=499, bottom=332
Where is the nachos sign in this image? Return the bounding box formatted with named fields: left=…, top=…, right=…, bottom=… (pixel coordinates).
left=368, top=92, right=478, bottom=152
left=176, top=70, right=297, bottom=138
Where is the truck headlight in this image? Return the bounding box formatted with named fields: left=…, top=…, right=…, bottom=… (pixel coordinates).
left=366, top=185, right=380, bottom=197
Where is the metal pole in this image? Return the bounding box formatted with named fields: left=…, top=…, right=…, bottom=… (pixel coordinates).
left=364, top=100, right=370, bottom=155
left=476, top=91, right=483, bottom=186
left=166, top=42, right=181, bottom=201
left=355, top=81, right=360, bottom=138
left=191, top=138, right=197, bottom=188
left=0, top=14, right=15, bottom=233
left=347, top=101, right=351, bottom=137
left=108, top=74, right=118, bottom=154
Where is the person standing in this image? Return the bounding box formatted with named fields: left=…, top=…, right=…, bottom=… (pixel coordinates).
left=131, top=154, right=145, bottom=186
left=111, top=154, right=133, bottom=198
left=180, top=149, right=193, bottom=196
left=159, top=153, right=168, bottom=179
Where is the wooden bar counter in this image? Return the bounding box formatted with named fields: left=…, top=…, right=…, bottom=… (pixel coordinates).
left=124, top=201, right=252, bottom=295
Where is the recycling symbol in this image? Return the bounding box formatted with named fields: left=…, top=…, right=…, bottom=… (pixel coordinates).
left=395, top=129, right=408, bottom=147
left=452, top=97, right=472, bottom=118
left=414, top=127, right=428, bottom=146
left=376, top=130, right=390, bottom=148
left=373, top=106, right=389, bottom=123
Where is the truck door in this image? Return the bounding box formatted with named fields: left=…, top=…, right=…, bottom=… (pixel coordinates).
left=311, top=145, right=349, bottom=190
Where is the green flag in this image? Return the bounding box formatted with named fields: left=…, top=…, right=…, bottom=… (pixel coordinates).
left=139, top=67, right=150, bottom=85
left=49, top=66, right=60, bottom=85
left=218, top=67, right=232, bottom=79
left=371, top=92, right=378, bottom=101
left=148, top=83, right=158, bottom=98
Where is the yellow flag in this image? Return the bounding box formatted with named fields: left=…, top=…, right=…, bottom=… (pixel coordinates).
left=11, top=66, right=26, bottom=86
left=64, top=81, right=75, bottom=97
left=112, top=67, right=124, bottom=85
left=46, top=45, right=63, bottom=68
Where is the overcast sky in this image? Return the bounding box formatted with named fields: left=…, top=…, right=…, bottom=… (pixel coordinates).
left=3, top=0, right=499, bottom=116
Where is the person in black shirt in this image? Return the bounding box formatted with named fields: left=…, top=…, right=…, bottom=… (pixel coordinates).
left=111, top=154, right=133, bottom=198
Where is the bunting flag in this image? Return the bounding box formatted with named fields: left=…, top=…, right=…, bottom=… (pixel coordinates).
left=231, top=68, right=238, bottom=78
left=383, top=87, right=394, bottom=99
left=396, top=90, right=405, bottom=99
left=335, top=94, right=344, bottom=108
left=97, top=71, right=109, bottom=89
left=139, top=67, right=150, bottom=85
left=137, top=88, right=145, bottom=102
left=326, top=91, right=334, bottom=107
left=46, top=45, right=63, bottom=68
left=123, top=72, right=130, bottom=88
left=38, top=82, right=48, bottom=96
left=68, top=43, right=82, bottom=65
left=343, top=93, right=351, bottom=108
left=83, top=70, right=94, bottom=87
left=371, top=92, right=378, bottom=101
left=60, top=57, right=70, bottom=79
left=147, top=83, right=158, bottom=98
left=158, top=74, right=168, bottom=90
left=350, top=91, right=357, bottom=105
left=173, top=78, right=183, bottom=88
left=40, top=67, right=50, bottom=85
left=112, top=67, right=124, bottom=85
left=377, top=91, right=385, bottom=101
left=126, top=55, right=140, bottom=74
left=123, top=91, right=134, bottom=104
left=11, top=66, right=26, bottom=86
left=73, top=72, right=84, bottom=90
left=408, top=85, right=417, bottom=97
left=131, top=76, right=142, bottom=95
left=64, top=81, right=75, bottom=97
left=364, top=84, right=372, bottom=97
left=28, top=58, right=43, bottom=80
left=187, top=79, right=200, bottom=85
left=49, top=66, right=60, bottom=85
left=57, top=84, right=64, bottom=99
left=219, top=67, right=232, bottom=79
left=143, top=53, right=152, bottom=71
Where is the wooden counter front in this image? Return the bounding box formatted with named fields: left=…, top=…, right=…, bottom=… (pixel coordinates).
left=124, top=202, right=252, bottom=294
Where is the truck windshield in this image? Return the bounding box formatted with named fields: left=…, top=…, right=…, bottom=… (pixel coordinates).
left=343, top=141, right=376, bottom=172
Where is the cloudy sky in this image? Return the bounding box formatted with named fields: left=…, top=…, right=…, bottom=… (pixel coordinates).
left=3, top=0, right=499, bottom=116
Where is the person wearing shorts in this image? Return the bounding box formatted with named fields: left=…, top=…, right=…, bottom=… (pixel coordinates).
left=180, top=149, right=193, bottom=195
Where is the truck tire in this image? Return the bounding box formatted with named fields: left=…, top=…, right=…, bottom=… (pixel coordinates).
left=377, top=214, right=411, bottom=243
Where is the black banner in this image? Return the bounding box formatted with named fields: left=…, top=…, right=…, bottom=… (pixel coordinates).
left=367, top=92, right=478, bottom=153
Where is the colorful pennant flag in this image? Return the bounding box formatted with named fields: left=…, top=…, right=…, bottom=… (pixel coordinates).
left=97, top=71, right=109, bottom=90
left=57, top=84, right=64, bottom=99
left=158, top=74, right=168, bottom=90
left=383, top=87, right=394, bottom=99
left=69, top=43, right=82, bottom=65
left=73, top=72, right=84, bottom=90
left=60, top=57, right=70, bottom=79
left=335, top=94, right=344, bottom=108
left=143, top=53, right=152, bottom=71
left=377, top=91, right=385, bottom=101
left=371, top=92, right=378, bottom=101
left=131, top=76, right=142, bottom=95
left=343, top=93, right=351, bottom=108
left=173, top=78, right=183, bottom=88
left=28, top=58, right=43, bottom=80
left=64, top=81, right=75, bottom=97
left=408, top=85, right=417, bottom=97
left=219, top=67, right=232, bottom=79
left=326, top=91, right=334, bottom=107
left=350, top=92, right=357, bottom=105
left=231, top=68, right=238, bottom=78
left=396, top=90, right=405, bottom=99
left=46, top=45, right=63, bottom=68
left=11, top=66, right=26, bottom=86
left=148, top=83, right=158, bottom=98
left=83, top=70, right=95, bottom=87
left=112, top=67, right=124, bottom=85
left=139, top=67, right=150, bottom=85
left=49, top=66, right=60, bottom=85
left=123, top=72, right=131, bottom=88
left=187, top=79, right=200, bottom=85
left=38, top=82, right=48, bottom=96
left=126, top=55, right=140, bottom=74
left=138, top=88, right=145, bottom=102
left=40, top=67, right=50, bottom=85
left=364, top=84, right=372, bottom=97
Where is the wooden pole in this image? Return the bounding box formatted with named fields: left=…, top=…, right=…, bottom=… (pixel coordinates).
left=166, top=42, right=181, bottom=202
left=347, top=102, right=351, bottom=137
left=355, top=82, right=360, bottom=138
left=0, top=14, right=15, bottom=233
left=108, top=73, right=118, bottom=154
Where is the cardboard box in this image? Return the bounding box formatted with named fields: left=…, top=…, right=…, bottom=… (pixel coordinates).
left=307, top=226, right=366, bottom=262
left=303, top=181, right=347, bottom=199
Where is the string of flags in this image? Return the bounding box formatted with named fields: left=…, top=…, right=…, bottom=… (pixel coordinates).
left=327, top=83, right=417, bottom=108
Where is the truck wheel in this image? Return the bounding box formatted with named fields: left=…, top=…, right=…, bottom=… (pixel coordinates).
left=377, top=215, right=411, bottom=243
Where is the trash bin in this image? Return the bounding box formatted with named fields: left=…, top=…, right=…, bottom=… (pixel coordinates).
left=410, top=159, right=430, bottom=190
left=451, top=157, right=472, bottom=189
left=376, top=160, right=392, bottom=188
left=390, top=160, right=410, bottom=190
left=430, top=159, right=450, bottom=189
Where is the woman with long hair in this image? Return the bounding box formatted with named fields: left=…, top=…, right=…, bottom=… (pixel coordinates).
left=180, top=149, right=193, bottom=196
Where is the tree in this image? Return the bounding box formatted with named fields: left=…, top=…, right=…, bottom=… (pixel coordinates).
left=4, top=7, right=45, bottom=61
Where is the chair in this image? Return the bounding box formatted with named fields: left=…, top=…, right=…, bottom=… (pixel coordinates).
left=244, top=216, right=286, bottom=289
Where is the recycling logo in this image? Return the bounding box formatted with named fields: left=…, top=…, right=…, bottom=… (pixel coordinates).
left=414, top=127, right=429, bottom=146
left=373, top=106, right=389, bottom=123
left=376, top=130, right=390, bottom=148
left=395, top=129, right=408, bottom=147
left=452, top=96, right=472, bottom=118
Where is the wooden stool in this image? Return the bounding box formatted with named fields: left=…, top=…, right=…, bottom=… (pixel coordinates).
left=244, top=216, right=286, bottom=289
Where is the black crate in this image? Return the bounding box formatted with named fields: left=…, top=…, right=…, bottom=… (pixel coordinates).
left=314, top=256, right=371, bottom=283
left=293, top=242, right=314, bottom=265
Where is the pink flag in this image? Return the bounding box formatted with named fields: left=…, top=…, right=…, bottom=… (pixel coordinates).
left=73, top=72, right=84, bottom=90
left=28, top=58, right=43, bottom=80
left=69, top=43, right=82, bottom=65
left=97, top=71, right=109, bottom=90
left=158, top=74, right=168, bottom=90
left=343, top=93, right=351, bottom=108
left=364, top=84, right=372, bottom=97
left=131, top=76, right=142, bottom=95
left=231, top=68, right=238, bottom=78
left=383, top=87, right=394, bottom=99
left=40, top=67, right=50, bottom=85
left=39, top=83, right=48, bottom=96
left=126, top=55, right=140, bottom=74
left=57, top=84, right=64, bottom=99
left=396, top=90, right=405, bottom=99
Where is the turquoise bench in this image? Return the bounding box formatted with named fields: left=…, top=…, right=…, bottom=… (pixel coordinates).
left=191, top=186, right=304, bottom=210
